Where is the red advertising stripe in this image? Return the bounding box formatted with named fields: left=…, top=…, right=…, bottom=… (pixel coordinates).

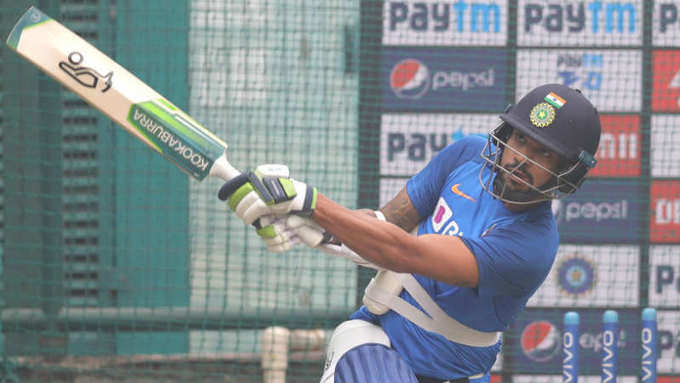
left=590, top=115, right=641, bottom=177
left=652, top=50, right=680, bottom=113
left=650, top=180, right=680, bottom=243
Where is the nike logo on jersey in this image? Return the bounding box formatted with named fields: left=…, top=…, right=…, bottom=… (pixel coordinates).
left=451, top=183, right=475, bottom=201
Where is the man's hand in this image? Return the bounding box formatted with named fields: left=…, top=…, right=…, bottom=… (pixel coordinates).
left=256, top=215, right=326, bottom=253
left=217, top=164, right=318, bottom=225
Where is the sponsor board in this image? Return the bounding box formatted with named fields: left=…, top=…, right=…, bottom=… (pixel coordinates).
left=651, top=115, right=680, bottom=177
left=383, top=0, right=508, bottom=46
left=551, top=180, right=641, bottom=244
left=528, top=245, right=639, bottom=308
left=649, top=245, right=680, bottom=308
left=379, top=178, right=408, bottom=207
left=516, top=50, right=642, bottom=112
left=658, top=310, right=680, bottom=373
left=512, top=376, right=637, bottom=383
left=383, top=47, right=507, bottom=111
left=380, top=114, right=494, bottom=176
left=650, top=180, right=680, bottom=243
left=654, top=1, right=680, bottom=46
left=652, top=51, right=680, bottom=112
left=589, top=115, right=640, bottom=177
left=518, top=0, right=643, bottom=47
left=510, top=309, right=640, bottom=375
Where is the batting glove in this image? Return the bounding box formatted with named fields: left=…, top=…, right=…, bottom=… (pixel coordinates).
left=256, top=215, right=326, bottom=253
left=217, top=164, right=318, bottom=225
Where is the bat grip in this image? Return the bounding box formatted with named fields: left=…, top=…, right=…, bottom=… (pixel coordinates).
left=212, top=154, right=265, bottom=229
left=210, top=153, right=242, bottom=181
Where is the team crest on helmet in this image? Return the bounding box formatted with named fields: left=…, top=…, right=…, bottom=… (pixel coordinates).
left=529, top=102, right=556, bottom=128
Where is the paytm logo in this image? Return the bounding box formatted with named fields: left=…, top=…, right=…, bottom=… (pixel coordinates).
left=654, top=3, right=680, bottom=50
left=388, top=1, right=501, bottom=33
left=524, top=1, right=637, bottom=33
left=658, top=313, right=680, bottom=362
left=557, top=52, right=603, bottom=90
left=386, top=129, right=486, bottom=163
left=658, top=2, right=680, bottom=33
left=656, top=264, right=680, bottom=294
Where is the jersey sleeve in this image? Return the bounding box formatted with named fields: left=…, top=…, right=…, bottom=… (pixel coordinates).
left=461, top=217, right=559, bottom=297
left=406, top=136, right=486, bottom=219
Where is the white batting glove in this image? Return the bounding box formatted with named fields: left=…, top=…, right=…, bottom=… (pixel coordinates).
left=217, top=164, right=317, bottom=225
left=256, top=215, right=326, bottom=253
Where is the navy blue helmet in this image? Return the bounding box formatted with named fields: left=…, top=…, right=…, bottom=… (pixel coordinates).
left=480, top=83, right=602, bottom=204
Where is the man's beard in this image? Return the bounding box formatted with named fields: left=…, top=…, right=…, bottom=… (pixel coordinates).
left=492, top=169, right=546, bottom=203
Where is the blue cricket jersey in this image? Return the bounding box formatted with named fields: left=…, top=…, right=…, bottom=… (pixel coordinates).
left=350, top=135, right=559, bottom=379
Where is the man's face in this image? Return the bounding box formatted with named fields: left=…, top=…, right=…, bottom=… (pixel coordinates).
left=499, top=130, right=561, bottom=193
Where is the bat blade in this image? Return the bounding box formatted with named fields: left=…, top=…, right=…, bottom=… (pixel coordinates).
left=6, top=6, right=240, bottom=181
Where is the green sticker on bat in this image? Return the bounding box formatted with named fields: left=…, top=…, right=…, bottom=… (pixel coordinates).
left=6, top=7, right=52, bottom=49
left=127, top=100, right=226, bottom=180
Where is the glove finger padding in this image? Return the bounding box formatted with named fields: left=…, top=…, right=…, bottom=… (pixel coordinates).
left=255, top=215, right=297, bottom=253
left=286, top=215, right=325, bottom=248
left=234, top=190, right=272, bottom=225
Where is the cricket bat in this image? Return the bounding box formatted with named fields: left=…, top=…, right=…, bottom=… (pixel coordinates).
left=6, top=6, right=241, bottom=182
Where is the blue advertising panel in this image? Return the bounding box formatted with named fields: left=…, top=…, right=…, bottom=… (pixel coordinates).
left=509, top=308, right=641, bottom=375
left=382, top=47, right=507, bottom=112
left=552, top=179, right=642, bottom=244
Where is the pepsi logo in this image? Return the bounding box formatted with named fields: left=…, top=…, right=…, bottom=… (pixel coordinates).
left=521, top=321, right=561, bottom=362
left=390, top=59, right=430, bottom=99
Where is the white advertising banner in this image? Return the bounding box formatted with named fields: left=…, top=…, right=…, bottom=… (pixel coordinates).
left=518, top=0, right=643, bottom=46
left=658, top=310, right=680, bottom=373
left=649, top=245, right=680, bottom=307
left=383, top=0, right=508, bottom=46
left=380, top=113, right=496, bottom=176
left=653, top=1, right=680, bottom=46
left=528, top=245, right=640, bottom=307
left=651, top=115, right=680, bottom=178
left=516, top=50, right=642, bottom=112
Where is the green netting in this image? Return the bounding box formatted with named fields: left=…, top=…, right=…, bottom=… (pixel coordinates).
left=0, top=1, right=679, bottom=382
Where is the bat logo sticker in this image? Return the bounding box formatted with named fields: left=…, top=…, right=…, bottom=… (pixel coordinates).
left=59, top=51, right=113, bottom=92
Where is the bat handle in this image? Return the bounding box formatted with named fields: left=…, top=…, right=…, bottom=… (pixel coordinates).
left=212, top=153, right=265, bottom=229
left=210, top=152, right=242, bottom=181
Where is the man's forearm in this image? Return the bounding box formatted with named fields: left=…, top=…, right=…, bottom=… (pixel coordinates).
left=312, top=194, right=416, bottom=271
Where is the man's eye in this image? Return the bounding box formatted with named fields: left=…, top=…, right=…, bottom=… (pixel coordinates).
left=543, top=150, right=552, bottom=158
left=516, top=134, right=527, bottom=144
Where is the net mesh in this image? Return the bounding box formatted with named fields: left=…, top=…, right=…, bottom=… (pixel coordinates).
left=0, top=0, right=678, bottom=382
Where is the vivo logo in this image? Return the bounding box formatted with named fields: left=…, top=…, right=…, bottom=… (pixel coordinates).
left=641, top=327, right=655, bottom=381
left=562, top=331, right=577, bottom=383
